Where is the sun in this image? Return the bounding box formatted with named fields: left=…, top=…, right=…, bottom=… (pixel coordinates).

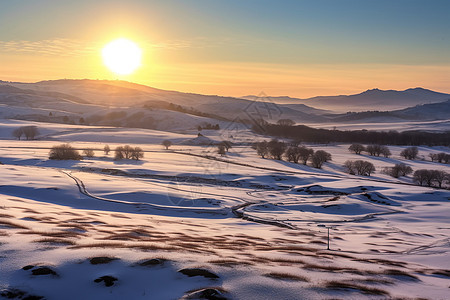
left=102, top=38, right=142, bottom=75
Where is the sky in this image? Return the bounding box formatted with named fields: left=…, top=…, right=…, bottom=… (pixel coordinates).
left=1, top=0, right=449, bottom=98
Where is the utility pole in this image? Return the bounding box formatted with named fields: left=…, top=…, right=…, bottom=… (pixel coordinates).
left=318, top=224, right=334, bottom=250
left=327, top=226, right=331, bottom=250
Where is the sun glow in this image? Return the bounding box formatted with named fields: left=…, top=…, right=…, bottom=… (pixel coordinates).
left=102, top=38, right=142, bottom=75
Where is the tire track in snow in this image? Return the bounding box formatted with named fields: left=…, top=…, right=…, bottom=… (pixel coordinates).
left=60, top=170, right=230, bottom=216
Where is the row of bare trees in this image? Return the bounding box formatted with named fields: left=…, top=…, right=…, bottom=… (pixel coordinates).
left=12, top=126, right=40, bottom=140
left=413, top=170, right=449, bottom=188
left=381, top=163, right=413, bottom=178
left=253, top=140, right=332, bottom=168
left=348, top=144, right=426, bottom=161
left=348, top=144, right=392, bottom=157
left=48, top=144, right=143, bottom=161
left=254, top=122, right=450, bottom=145
left=114, top=145, right=144, bottom=160
left=429, top=152, right=450, bottom=164
left=344, top=160, right=376, bottom=176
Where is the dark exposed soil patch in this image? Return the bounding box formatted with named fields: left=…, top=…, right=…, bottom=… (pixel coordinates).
left=94, top=275, right=118, bottom=287
left=89, top=257, right=118, bottom=265
left=179, top=268, right=219, bottom=279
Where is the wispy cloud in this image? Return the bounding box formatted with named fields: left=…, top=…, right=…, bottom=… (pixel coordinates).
left=0, top=36, right=232, bottom=57
left=0, top=39, right=101, bottom=57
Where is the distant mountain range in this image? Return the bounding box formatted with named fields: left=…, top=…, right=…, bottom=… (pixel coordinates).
left=0, top=80, right=449, bottom=131
left=244, top=87, right=450, bottom=113
left=0, top=79, right=326, bottom=123
left=332, top=99, right=450, bottom=122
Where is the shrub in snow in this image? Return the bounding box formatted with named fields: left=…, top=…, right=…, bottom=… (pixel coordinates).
left=49, top=144, right=82, bottom=160
left=83, top=148, right=95, bottom=158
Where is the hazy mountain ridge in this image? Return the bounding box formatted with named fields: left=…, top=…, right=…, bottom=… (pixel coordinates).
left=330, top=99, right=450, bottom=123
left=0, top=79, right=326, bottom=123
left=0, top=80, right=449, bottom=130
left=244, top=87, right=450, bottom=113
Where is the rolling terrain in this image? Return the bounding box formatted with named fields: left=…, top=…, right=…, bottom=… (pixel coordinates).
left=0, top=119, right=449, bottom=299
left=1, top=80, right=449, bottom=132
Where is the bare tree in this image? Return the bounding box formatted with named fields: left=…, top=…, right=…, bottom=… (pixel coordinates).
left=24, top=126, right=39, bottom=140
left=114, top=146, right=125, bottom=160
left=429, top=153, right=438, bottom=162
left=365, top=145, right=378, bottom=156
left=344, top=160, right=356, bottom=175
left=354, top=160, right=375, bottom=176
left=413, top=169, right=428, bottom=186
left=122, top=145, right=134, bottom=159
left=397, top=163, right=413, bottom=176
left=413, top=169, right=435, bottom=186
left=344, top=160, right=375, bottom=176
left=12, top=128, right=24, bottom=140
left=380, top=146, right=391, bottom=158
left=310, top=150, right=331, bottom=169
left=268, top=139, right=287, bottom=160
left=49, top=144, right=82, bottom=160
left=348, top=143, right=365, bottom=155
left=430, top=152, right=450, bottom=164
left=383, top=163, right=413, bottom=178
left=432, top=170, right=448, bottom=188
left=285, top=146, right=301, bottom=163
left=104, top=145, right=111, bottom=155
left=14, top=126, right=39, bottom=140
left=162, top=140, right=172, bottom=150
left=298, top=146, right=314, bottom=165
left=255, top=141, right=269, bottom=158
left=366, top=144, right=386, bottom=157
left=130, top=147, right=144, bottom=160
left=83, top=148, right=95, bottom=158
left=400, top=147, right=419, bottom=160
left=115, top=145, right=144, bottom=160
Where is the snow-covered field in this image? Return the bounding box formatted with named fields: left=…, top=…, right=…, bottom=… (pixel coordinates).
left=1, top=120, right=449, bottom=300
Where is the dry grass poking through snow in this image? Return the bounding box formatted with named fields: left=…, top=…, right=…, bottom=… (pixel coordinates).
left=0, top=193, right=449, bottom=299
left=264, top=272, right=309, bottom=282
left=323, top=280, right=390, bottom=296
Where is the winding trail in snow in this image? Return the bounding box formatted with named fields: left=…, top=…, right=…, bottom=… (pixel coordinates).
left=60, top=170, right=229, bottom=216
left=62, top=169, right=300, bottom=229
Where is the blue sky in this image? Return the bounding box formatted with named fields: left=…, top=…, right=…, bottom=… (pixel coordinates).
left=1, top=0, right=449, bottom=96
